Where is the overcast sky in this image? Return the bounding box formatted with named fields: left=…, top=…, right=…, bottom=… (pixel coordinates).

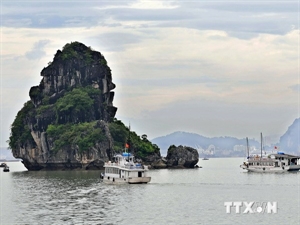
left=0, top=0, right=299, bottom=147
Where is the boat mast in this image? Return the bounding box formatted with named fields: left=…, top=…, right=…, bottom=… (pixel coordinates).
left=246, top=137, right=249, bottom=158
left=128, top=123, right=131, bottom=161
left=260, top=132, right=263, bottom=159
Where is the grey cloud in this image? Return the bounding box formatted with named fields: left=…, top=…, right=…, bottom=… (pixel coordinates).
left=1, top=1, right=298, bottom=39
left=105, top=3, right=296, bottom=38
left=107, top=7, right=191, bottom=21
left=1, top=1, right=135, bottom=28
left=25, top=40, right=50, bottom=60
left=198, top=2, right=298, bottom=13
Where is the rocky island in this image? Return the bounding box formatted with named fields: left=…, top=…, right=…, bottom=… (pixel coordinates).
left=8, top=42, right=198, bottom=170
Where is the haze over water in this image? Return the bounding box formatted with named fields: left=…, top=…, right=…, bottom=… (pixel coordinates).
left=1, top=159, right=299, bottom=225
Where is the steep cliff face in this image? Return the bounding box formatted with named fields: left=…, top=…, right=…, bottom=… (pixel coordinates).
left=9, top=42, right=117, bottom=170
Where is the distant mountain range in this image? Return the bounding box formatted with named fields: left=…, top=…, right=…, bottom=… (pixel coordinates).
left=151, top=132, right=260, bottom=157
left=152, top=118, right=300, bottom=157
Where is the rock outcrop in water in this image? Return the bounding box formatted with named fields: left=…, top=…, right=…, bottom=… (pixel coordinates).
left=8, top=42, right=163, bottom=170
left=152, top=145, right=199, bottom=169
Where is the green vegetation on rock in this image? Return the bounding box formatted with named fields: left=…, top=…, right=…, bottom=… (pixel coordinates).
left=60, top=42, right=94, bottom=65
left=109, top=119, right=160, bottom=159
left=47, top=122, right=106, bottom=152
left=8, top=101, right=35, bottom=149
left=55, top=88, right=95, bottom=123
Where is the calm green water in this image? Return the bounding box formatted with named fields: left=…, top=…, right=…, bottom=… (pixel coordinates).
left=0, top=158, right=300, bottom=225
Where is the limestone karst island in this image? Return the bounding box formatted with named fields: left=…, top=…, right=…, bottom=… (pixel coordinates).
left=8, top=42, right=199, bottom=171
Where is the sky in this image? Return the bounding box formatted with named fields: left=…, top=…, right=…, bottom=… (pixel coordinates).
left=0, top=0, right=299, bottom=147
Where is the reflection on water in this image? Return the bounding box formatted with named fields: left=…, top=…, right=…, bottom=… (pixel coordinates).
left=1, top=160, right=300, bottom=225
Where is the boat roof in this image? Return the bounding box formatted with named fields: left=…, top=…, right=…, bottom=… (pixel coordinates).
left=270, top=153, right=300, bottom=159
left=113, top=153, right=134, bottom=158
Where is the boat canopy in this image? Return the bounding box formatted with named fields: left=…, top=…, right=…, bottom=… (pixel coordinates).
left=271, top=153, right=300, bottom=159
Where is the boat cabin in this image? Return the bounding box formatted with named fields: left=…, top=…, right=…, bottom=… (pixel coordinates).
left=102, top=152, right=150, bottom=184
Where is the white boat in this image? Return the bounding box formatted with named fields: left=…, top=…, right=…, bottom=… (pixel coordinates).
left=240, top=153, right=300, bottom=173
left=101, top=152, right=151, bottom=184
left=240, top=134, right=300, bottom=173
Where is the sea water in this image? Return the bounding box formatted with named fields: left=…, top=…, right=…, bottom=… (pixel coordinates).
left=0, top=158, right=299, bottom=225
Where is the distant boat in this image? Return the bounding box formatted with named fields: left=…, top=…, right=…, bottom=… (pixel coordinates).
left=240, top=133, right=300, bottom=173
left=3, top=166, right=9, bottom=172
left=202, top=158, right=209, bottom=160
left=0, top=162, right=7, bottom=167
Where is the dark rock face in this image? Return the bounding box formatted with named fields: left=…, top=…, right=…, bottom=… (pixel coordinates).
left=151, top=158, right=168, bottom=169
left=30, top=42, right=117, bottom=125
left=150, top=145, right=199, bottom=169
left=166, top=145, right=199, bottom=168
left=10, top=42, right=117, bottom=170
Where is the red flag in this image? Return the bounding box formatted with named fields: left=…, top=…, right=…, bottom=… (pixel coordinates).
left=274, top=146, right=277, bottom=149
left=125, top=143, right=129, bottom=148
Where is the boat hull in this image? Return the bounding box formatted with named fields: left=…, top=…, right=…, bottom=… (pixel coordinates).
left=102, top=176, right=151, bottom=184
left=246, top=167, right=288, bottom=173
left=128, top=177, right=151, bottom=184
left=240, top=165, right=290, bottom=173
left=287, top=165, right=300, bottom=171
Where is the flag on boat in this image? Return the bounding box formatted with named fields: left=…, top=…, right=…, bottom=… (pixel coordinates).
left=125, top=143, right=129, bottom=148
left=274, top=146, right=277, bottom=149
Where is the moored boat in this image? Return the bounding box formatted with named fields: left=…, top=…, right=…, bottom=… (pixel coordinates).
left=101, top=152, right=151, bottom=184
left=3, top=166, right=10, bottom=172
left=240, top=134, right=300, bottom=173
left=0, top=162, right=7, bottom=167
